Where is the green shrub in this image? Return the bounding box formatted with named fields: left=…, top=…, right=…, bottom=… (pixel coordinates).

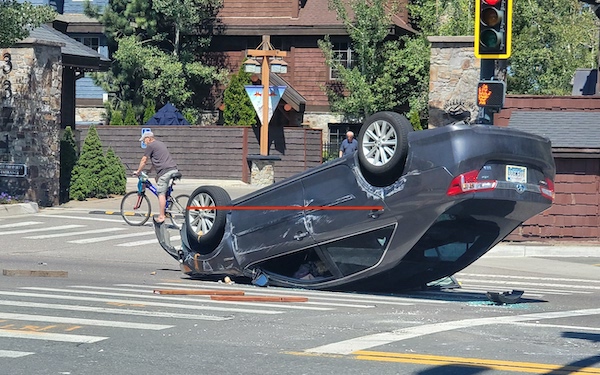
left=59, top=126, right=78, bottom=203
left=69, top=126, right=108, bottom=200
left=143, top=100, right=156, bottom=123
left=111, top=110, right=124, bottom=125
left=124, top=103, right=137, bottom=125
left=100, top=147, right=127, bottom=195
left=223, top=63, right=257, bottom=126
left=182, top=108, right=199, bottom=125
left=408, top=108, right=423, bottom=131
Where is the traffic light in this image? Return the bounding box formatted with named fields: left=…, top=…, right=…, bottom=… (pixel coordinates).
left=474, top=0, right=513, bottom=59
left=477, top=80, right=505, bottom=108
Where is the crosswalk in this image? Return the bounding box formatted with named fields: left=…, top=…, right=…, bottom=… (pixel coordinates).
left=0, top=281, right=442, bottom=360
left=0, top=216, right=164, bottom=248
left=1, top=275, right=599, bottom=360
left=454, top=272, right=600, bottom=298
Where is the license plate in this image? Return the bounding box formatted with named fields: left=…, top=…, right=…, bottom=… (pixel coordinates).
left=506, top=165, right=527, bottom=183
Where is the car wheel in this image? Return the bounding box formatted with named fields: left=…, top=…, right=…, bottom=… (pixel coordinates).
left=358, top=111, right=412, bottom=186
left=185, top=186, right=231, bottom=255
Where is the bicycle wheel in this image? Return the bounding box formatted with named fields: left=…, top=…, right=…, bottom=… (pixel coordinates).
left=167, top=194, right=189, bottom=229
left=120, top=191, right=152, bottom=226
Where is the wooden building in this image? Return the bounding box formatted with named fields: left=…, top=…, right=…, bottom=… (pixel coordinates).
left=496, top=96, right=600, bottom=241
left=211, top=0, right=415, bottom=141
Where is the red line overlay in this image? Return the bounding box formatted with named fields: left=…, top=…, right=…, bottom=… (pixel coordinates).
left=187, top=206, right=384, bottom=211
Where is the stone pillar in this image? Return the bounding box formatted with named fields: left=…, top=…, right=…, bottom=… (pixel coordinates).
left=247, top=155, right=281, bottom=187
left=0, top=41, right=63, bottom=207
left=428, top=36, right=480, bottom=128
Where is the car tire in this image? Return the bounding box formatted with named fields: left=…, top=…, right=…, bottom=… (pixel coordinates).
left=358, top=111, right=413, bottom=186
left=185, top=186, right=231, bottom=255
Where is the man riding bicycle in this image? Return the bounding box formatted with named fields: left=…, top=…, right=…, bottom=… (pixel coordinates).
left=134, top=131, right=179, bottom=224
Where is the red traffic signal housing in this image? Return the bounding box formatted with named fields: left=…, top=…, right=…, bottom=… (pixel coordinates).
left=477, top=80, right=505, bottom=108
left=475, top=0, right=512, bottom=59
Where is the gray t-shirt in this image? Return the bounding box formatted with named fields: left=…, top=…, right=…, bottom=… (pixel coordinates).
left=144, top=140, right=177, bottom=177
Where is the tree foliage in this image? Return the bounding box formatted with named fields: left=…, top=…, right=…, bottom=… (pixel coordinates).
left=123, top=102, right=137, bottom=125
left=143, top=100, right=156, bottom=123
left=322, top=0, right=598, bottom=123
left=69, top=127, right=127, bottom=200
left=85, top=0, right=227, bottom=116
left=509, top=0, right=599, bottom=94
left=222, top=64, right=257, bottom=126
left=318, top=0, right=430, bottom=125
left=100, top=147, right=127, bottom=195
left=0, top=0, right=55, bottom=47
left=59, top=126, right=78, bottom=204
left=70, top=126, right=108, bottom=200
left=408, top=0, right=474, bottom=37
left=409, top=0, right=599, bottom=95
left=110, top=110, right=124, bottom=125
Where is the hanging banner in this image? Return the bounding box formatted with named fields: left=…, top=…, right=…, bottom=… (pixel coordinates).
left=244, top=85, right=286, bottom=125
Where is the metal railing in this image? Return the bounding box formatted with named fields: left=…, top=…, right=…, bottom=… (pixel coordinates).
left=322, top=142, right=339, bottom=162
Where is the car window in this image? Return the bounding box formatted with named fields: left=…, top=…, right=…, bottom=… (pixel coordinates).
left=320, top=225, right=395, bottom=277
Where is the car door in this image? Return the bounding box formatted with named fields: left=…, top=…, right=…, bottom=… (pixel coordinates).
left=301, top=164, right=395, bottom=245
left=229, top=180, right=315, bottom=265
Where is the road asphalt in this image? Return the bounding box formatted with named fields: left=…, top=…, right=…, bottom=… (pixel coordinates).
left=1, top=177, right=599, bottom=258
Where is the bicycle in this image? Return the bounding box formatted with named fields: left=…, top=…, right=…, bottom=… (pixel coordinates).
left=120, top=171, right=189, bottom=228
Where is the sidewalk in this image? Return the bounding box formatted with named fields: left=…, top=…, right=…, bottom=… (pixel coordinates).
left=0, top=178, right=260, bottom=216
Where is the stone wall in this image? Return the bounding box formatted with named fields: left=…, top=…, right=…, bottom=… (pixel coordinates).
left=0, top=41, right=63, bottom=207
left=302, top=111, right=344, bottom=143
left=428, top=36, right=480, bottom=128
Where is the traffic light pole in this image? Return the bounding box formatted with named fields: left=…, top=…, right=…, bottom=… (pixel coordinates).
left=477, top=59, right=497, bottom=125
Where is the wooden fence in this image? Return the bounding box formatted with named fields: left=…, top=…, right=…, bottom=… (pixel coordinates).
left=77, top=125, right=323, bottom=182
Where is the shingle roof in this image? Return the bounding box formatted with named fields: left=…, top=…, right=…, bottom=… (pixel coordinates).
left=219, top=0, right=415, bottom=34
left=55, top=13, right=98, bottom=24
left=508, top=111, right=600, bottom=148
left=19, top=25, right=110, bottom=71
left=270, top=73, right=306, bottom=112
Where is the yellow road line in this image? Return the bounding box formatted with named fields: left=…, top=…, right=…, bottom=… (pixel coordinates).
left=353, top=351, right=600, bottom=374
left=285, top=351, right=600, bottom=374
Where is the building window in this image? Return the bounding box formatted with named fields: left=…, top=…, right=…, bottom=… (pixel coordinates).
left=330, top=41, right=356, bottom=80
left=74, top=37, right=100, bottom=52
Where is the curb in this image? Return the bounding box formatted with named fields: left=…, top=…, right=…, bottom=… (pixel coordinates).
left=0, top=202, right=39, bottom=217
left=487, top=243, right=600, bottom=258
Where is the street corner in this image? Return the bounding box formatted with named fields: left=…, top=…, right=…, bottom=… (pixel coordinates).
left=0, top=202, right=39, bottom=218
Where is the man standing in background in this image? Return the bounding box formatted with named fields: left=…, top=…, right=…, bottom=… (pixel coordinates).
left=339, top=131, right=358, bottom=157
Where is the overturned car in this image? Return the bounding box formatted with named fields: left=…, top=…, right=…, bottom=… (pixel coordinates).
left=155, top=112, right=555, bottom=292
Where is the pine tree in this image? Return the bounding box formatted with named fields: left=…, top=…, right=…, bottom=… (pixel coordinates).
left=59, top=126, right=78, bottom=204
left=110, top=110, right=124, bottom=125
left=69, top=126, right=108, bottom=200
left=223, top=64, right=257, bottom=126
left=142, top=100, right=156, bottom=123
left=124, top=103, right=137, bottom=125
left=100, top=147, right=127, bottom=196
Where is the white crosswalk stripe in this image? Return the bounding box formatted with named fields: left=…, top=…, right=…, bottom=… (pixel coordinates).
left=0, top=330, right=108, bottom=343
left=21, top=287, right=334, bottom=311
left=0, top=350, right=35, bottom=358
left=126, top=282, right=428, bottom=307
left=72, top=285, right=376, bottom=309
left=0, top=312, right=174, bottom=330
left=0, top=221, right=42, bottom=229
left=68, top=231, right=153, bottom=244
left=0, top=224, right=85, bottom=235
left=0, top=290, right=283, bottom=315
left=117, top=235, right=180, bottom=247
left=24, top=227, right=127, bottom=239
left=0, top=300, right=231, bottom=321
